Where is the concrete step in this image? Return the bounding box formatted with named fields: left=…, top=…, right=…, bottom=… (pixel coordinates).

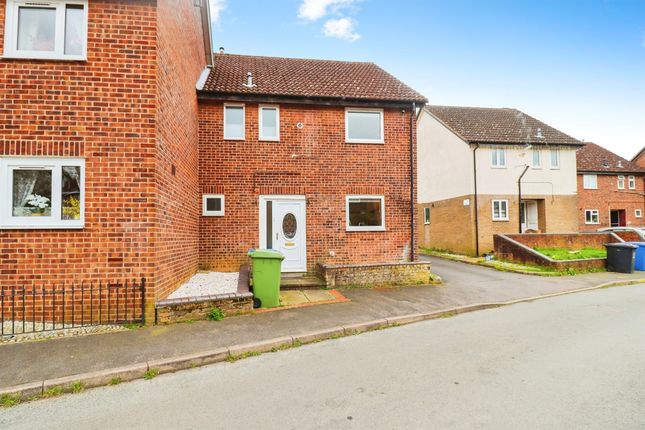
left=280, top=275, right=327, bottom=290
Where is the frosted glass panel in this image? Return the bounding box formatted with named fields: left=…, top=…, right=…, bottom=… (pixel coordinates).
left=65, top=5, right=85, bottom=55
left=347, top=111, right=382, bottom=141
left=17, top=7, right=56, bottom=52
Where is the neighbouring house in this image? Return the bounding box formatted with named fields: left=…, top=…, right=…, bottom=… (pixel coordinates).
left=577, top=143, right=645, bottom=230
left=0, top=0, right=213, bottom=321
left=417, top=105, right=583, bottom=255
left=196, top=53, right=427, bottom=274
left=632, top=146, right=645, bottom=169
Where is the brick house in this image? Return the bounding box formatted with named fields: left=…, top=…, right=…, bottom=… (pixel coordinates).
left=197, top=53, right=427, bottom=273
left=417, top=106, right=583, bottom=255
left=577, top=143, right=645, bottom=231
left=0, top=0, right=213, bottom=321
left=632, top=146, right=645, bottom=169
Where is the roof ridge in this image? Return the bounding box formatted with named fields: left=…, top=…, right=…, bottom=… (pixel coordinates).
left=214, top=52, right=376, bottom=66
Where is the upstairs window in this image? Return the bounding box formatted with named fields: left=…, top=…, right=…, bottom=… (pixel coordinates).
left=617, top=175, right=625, bottom=189
left=550, top=149, right=560, bottom=169
left=532, top=149, right=541, bottom=168
left=224, top=104, right=245, bottom=140
left=491, top=148, right=506, bottom=168
left=628, top=175, right=636, bottom=190
left=3, top=0, right=88, bottom=60
left=345, top=109, right=384, bottom=144
left=259, top=105, right=279, bottom=141
left=0, top=157, right=84, bottom=229
left=583, top=174, right=597, bottom=189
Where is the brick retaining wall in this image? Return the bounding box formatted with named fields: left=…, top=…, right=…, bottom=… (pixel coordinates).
left=317, top=262, right=432, bottom=288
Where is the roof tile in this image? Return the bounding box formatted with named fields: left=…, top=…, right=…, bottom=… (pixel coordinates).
left=577, top=143, right=644, bottom=174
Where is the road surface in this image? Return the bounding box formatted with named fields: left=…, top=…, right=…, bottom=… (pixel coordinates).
left=2, top=285, right=644, bottom=429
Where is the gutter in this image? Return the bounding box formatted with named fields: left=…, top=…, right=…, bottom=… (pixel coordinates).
left=410, top=102, right=416, bottom=261
left=472, top=144, right=480, bottom=256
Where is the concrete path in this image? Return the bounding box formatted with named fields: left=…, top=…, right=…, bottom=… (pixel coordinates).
left=1, top=257, right=643, bottom=389
left=3, top=286, right=644, bottom=429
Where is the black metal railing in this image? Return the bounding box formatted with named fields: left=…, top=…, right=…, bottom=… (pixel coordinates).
left=1, top=278, right=145, bottom=338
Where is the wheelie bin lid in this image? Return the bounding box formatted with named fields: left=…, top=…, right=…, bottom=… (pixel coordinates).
left=247, top=249, right=285, bottom=260
left=604, top=243, right=638, bottom=249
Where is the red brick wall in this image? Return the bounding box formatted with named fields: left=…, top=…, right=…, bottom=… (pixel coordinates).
left=577, top=174, right=645, bottom=231
left=198, top=102, right=416, bottom=272
left=154, top=0, right=207, bottom=301
left=0, top=1, right=158, bottom=299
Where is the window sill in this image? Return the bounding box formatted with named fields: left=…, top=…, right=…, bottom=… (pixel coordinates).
left=345, top=140, right=385, bottom=145
left=2, top=54, right=87, bottom=62
left=0, top=223, right=84, bottom=230
left=259, top=138, right=280, bottom=143
left=490, top=166, right=507, bottom=169
left=346, top=227, right=386, bottom=232
left=202, top=213, right=224, bottom=217
left=492, top=219, right=509, bottom=222
left=223, top=137, right=245, bottom=141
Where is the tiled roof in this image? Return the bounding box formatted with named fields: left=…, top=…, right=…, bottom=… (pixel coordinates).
left=199, top=53, right=427, bottom=103
left=426, top=105, right=582, bottom=146
left=577, top=143, right=644, bottom=174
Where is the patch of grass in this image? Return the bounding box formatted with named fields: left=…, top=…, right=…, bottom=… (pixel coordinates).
left=207, top=307, right=225, bottom=321
left=227, top=351, right=261, bottom=362
left=123, top=323, right=143, bottom=330
left=534, top=247, right=606, bottom=261
left=71, top=381, right=85, bottom=393
left=143, top=369, right=159, bottom=380
left=0, top=394, right=21, bottom=408
left=42, top=386, right=63, bottom=398
left=109, top=377, right=122, bottom=386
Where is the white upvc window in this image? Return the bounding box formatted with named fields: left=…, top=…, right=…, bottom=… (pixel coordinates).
left=550, top=149, right=560, bottom=169
left=0, top=157, right=84, bottom=229
left=259, top=105, right=280, bottom=141
left=532, top=149, right=541, bottom=168
left=628, top=175, right=636, bottom=190
left=492, top=199, right=509, bottom=221
left=424, top=207, right=430, bottom=225
left=583, top=174, right=598, bottom=189
left=202, top=194, right=224, bottom=216
left=223, top=104, right=245, bottom=140
left=346, top=195, right=385, bottom=231
left=585, top=209, right=599, bottom=224
left=617, top=175, right=625, bottom=189
left=491, top=148, right=506, bottom=168
left=636, top=209, right=642, bottom=218
left=345, top=108, right=384, bottom=144
left=3, top=0, right=88, bottom=61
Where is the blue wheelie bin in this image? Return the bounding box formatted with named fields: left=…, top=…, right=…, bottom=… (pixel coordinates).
left=626, top=242, right=645, bottom=271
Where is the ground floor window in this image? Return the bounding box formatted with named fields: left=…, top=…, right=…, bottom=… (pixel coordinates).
left=585, top=209, right=599, bottom=224
left=492, top=199, right=509, bottom=221
left=346, top=195, right=385, bottom=231
left=0, top=157, right=84, bottom=228
left=202, top=194, right=224, bottom=216
left=424, top=207, right=430, bottom=225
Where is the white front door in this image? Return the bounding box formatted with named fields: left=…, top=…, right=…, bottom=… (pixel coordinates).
left=260, top=196, right=307, bottom=272
left=521, top=201, right=539, bottom=232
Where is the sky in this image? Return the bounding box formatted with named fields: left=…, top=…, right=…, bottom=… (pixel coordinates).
left=209, top=0, right=645, bottom=159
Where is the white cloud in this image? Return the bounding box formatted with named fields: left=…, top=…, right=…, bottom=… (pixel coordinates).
left=210, top=0, right=226, bottom=24
left=298, top=0, right=356, bottom=21
left=323, top=18, right=360, bottom=42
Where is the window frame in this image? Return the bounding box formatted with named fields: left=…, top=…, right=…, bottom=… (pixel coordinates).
left=345, top=195, right=386, bottom=232
left=3, top=0, right=88, bottom=61
left=628, top=175, right=636, bottom=190
left=345, top=108, right=384, bottom=144
left=549, top=149, right=560, bottom=169
left=424, top=207, right=430, bottom=225
left=490, top=148, right=506, bottom=168
left=202, top=194, right=225, bottom=217
left=636, top=209, right=642, bottom=218
left=0, top=157, right=85, bottom=229
left=491, top=199, right=509, bottom=221
left=583, top=174, right=598, bottom=189
left=223, top=103, right=245, bottom=140
left=258, top=105, right=280, bottom=142
left=617, top=175, right=625, bottom=190
left=531, top=149, right=541, bottom=168
left=584, top=209, right=599, bottom=225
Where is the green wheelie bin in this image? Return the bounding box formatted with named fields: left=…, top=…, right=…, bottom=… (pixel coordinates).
left=248, top=249, right=284, bottom=308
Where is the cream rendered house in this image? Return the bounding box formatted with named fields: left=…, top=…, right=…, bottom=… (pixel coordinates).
left=417, top=106, right=583, bottom=255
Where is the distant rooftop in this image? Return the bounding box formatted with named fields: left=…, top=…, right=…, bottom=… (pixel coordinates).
left=577, top=142, right=644, bottom=174
left=426, top=105, right=582, bottom=146
left=199, top=53, right=427, bottom=104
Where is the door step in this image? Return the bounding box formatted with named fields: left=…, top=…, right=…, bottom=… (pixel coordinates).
left=280, top=275, right=327, bottom=290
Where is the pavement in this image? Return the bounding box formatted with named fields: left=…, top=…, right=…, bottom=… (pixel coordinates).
left=1, top=256, right=644, bottom=391
left=2, top=285, right=644, bottom=429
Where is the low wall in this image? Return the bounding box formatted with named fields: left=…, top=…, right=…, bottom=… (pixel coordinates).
left=612, top=231, right=642, bottom=242
left=493, top=234, right=610, bottom=270
left=156, top=293, right=253, bottom=324
left=317, top=261, right=433, bottom=288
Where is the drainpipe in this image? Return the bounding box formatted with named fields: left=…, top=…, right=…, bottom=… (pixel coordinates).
left=410, top=102, right=416, bottom=262
left=518, top=165, right=530, bottom=234
left=472, top=144, right=480, bottom=256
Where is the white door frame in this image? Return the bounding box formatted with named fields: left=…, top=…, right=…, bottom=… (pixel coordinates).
left=258, top=195, right=307, bottom=272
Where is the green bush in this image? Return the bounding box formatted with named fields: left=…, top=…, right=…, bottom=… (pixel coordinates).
left=207, top=307, right=225, bottom=321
